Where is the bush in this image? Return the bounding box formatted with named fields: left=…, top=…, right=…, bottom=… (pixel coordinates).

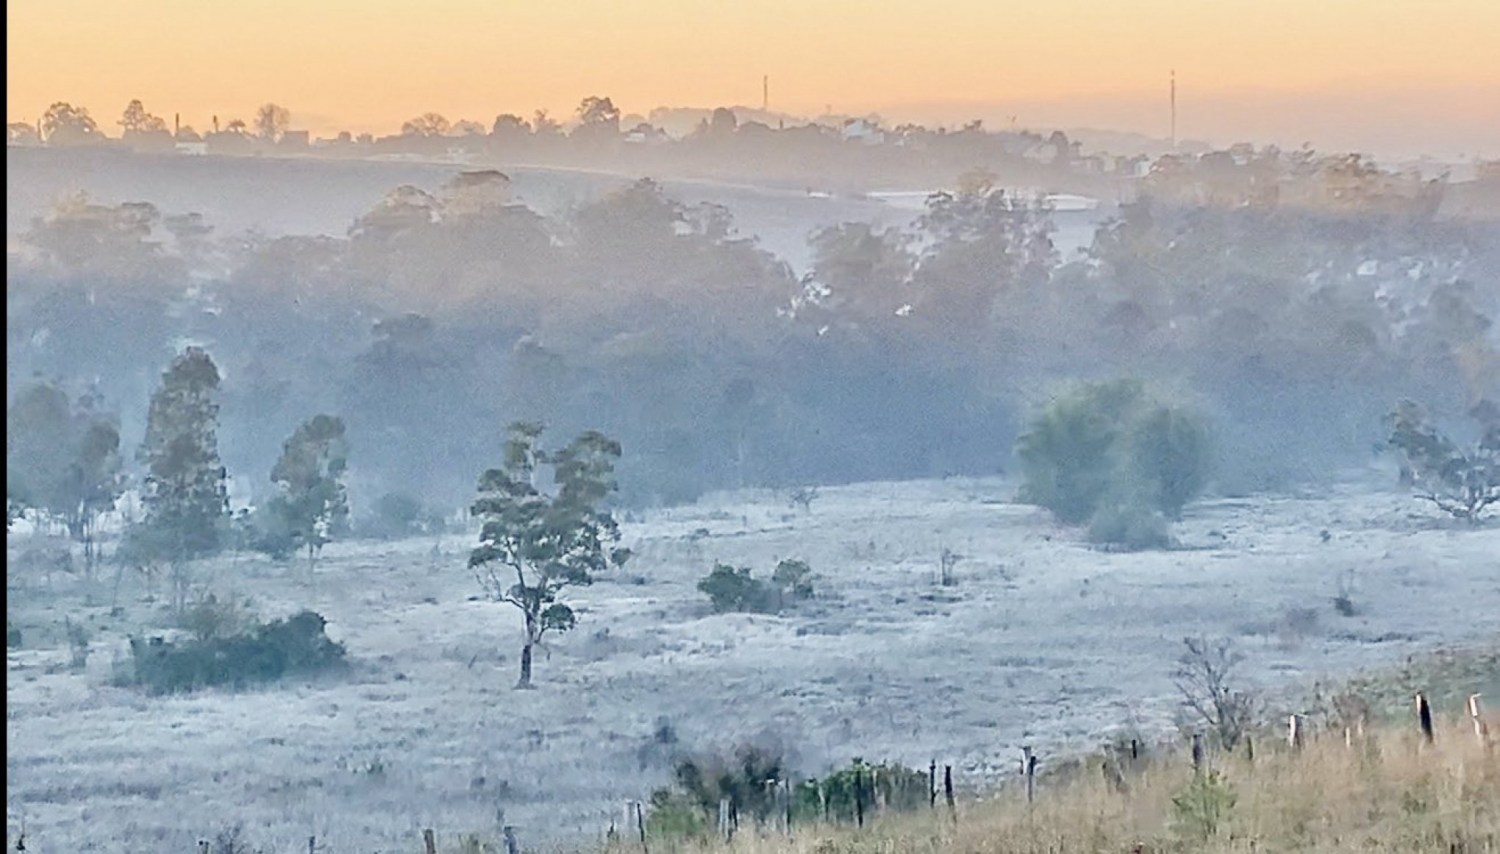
left=699, top=564, right=773, bottom=613
left=1017, top=379, right=1209, bottom=545
left=1385, top=400, right=1500, bottom=522
left=771, top=559, right=815, bottom=600
left=793, top=759, right=930, bottom=824
left=127, top=610, right=346, bottom=694
left=6, top=617, right=20, bottom=649
left=699, top=560, right=816, bottom=614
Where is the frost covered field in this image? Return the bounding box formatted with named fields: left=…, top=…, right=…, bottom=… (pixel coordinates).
left=7, top=476, right=1500, bottom=852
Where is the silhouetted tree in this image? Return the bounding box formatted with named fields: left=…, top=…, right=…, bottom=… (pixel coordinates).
left=41, top=102, right=101, bottom=145
left=401, top=113, right=450, bottom=137
left=254, top=103, right=291, bottom=141
left=119, top=99, right=167, bottom=134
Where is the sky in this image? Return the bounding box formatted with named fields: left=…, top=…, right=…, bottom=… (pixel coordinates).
left=8, top=0, right=1500, bottom=158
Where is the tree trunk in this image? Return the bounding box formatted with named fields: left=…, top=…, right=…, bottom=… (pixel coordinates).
left=517, top=641, right=534, bottom=688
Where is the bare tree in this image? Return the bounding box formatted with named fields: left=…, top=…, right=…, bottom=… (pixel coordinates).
left=254, top=103, right=291, bottom=142
left=1174, top=636, right=1259, bottom=750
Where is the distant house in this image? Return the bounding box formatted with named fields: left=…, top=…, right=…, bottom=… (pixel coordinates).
left=279, top=130, right=310, bottom=149
left=841, top=118, right=885, bottom=145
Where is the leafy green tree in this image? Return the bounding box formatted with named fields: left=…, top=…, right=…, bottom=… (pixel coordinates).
left=131, top=348, right=229, bottom=612
left=267, top=414, right=349, bottom=570
left=469, top=422, right=631, bottom=688
left=6, top=381, right=73, bottom=528
left=1016, top=379, right=1210, bottom=547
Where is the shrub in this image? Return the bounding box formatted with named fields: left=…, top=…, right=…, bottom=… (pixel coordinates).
left=1385, top=400, right=1500, bottom=522
left=6, top=620, right=19, bottom=649
left=699, top=560, right=816, bottom=614
left=666, top=743, right=787, bottom=824
left=1171, top=770, right=1237, bottom=842
left=793, top=759, right=930, bottom=824
left=127, top=610, right=346, bottom=694
left=699, top=564, right=773, bottom=613
left=771, top=559, right=816, bottom=600
left=1016, top=379, right=1209, bottom=545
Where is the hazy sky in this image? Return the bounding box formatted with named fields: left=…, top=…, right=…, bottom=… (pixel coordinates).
left=8, top=0, right=1499, bottom=157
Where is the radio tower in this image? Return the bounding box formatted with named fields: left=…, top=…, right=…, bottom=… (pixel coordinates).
left=1170, top=69, right=1177, bottom=150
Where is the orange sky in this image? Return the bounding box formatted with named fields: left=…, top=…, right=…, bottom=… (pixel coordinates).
left=8, top=0, right=1500, bottom=155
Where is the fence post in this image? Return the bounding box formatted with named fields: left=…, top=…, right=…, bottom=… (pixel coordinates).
left=504, top=826, right=521, bottom=854
left=1190, top=733, right=1205, bottom=775
left=1022, top=746, right=1037, bottom=803
left=928, top=760, right=937, bottom=809
left=782, top=779, right=792, bottom=834
left=1287, top=714, right=1304, bottom=752
left=718, top=797, right=732, bottom=842
left=635, top=801, right=648, bottom=854
left=307, top=835, right=316, bottom=854
left=854, top=765, right=865, bottom=828
left=1244, top=734, right=1254, bottom=764
left=422, top=829, right=437, bottom=854
left=943, top=764, right=956, bottom=820
left=1468, top=694, right=1489, bottom=745
left=1415, top=692, right=1435, bottom=744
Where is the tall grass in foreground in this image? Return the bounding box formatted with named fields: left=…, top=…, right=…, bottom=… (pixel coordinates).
left=561, top=719, right=1498, bottom=854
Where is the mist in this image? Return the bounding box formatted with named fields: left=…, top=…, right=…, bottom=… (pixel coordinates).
left=7, top=93, right=1500, bottom=852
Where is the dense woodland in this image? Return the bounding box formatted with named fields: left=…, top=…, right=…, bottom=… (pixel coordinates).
left=6, top=155, right=1499, bottom=519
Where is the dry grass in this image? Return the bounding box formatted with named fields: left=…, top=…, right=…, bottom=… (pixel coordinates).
left=563, top=717, right=1499, bottom=854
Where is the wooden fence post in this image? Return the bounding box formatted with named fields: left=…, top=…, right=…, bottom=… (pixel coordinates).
left=1288, top=714, right=1304, bottom=752
left=1021, top=746, right=1037, bottom=803
left=422, top=828, right=437, bottom=854
left=635, top=800, right=648, bottom=854
left=854, top=765, right=865, bottom=828
left=1415, top=692, right=1435, bottom=744
left=1468, top=694, right=1489, bottom=745
left=718, top=797, right=732, bottom=842
left=928, top=760, right=937, bottom=809
left=1190, top=733, right=1205, bottom=775
left=307, top=835, right=316, bottom=854
left=943, top=764, right=956, bottom=819
left=1244, top=734, right=1255, bottom=764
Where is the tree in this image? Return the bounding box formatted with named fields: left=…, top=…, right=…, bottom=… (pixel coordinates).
left=224, top=118, right=248, bottom=135
left=1386, top=401, right=1500, bottom=522
left=5, top=382, right=124, bottom=573
left=469, top=422, right=631, bottom=688
left=401, top=113, right=450, bottom=137
left=254, top=103, right=291, bottom=141
left=132, top=348, right=229, bottom=613
left=119, top=99, right=167, bottom=134
left=573, top=96, right=621, bottom=141
left=40, top=102, right=101, bottom=145
left=1173, top=636, right=1259, bottom=751
left=267, top=414, right=350, bottom=570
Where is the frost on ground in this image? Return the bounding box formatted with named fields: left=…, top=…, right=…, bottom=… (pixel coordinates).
left=7, top=476, right=1500, bottom=852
